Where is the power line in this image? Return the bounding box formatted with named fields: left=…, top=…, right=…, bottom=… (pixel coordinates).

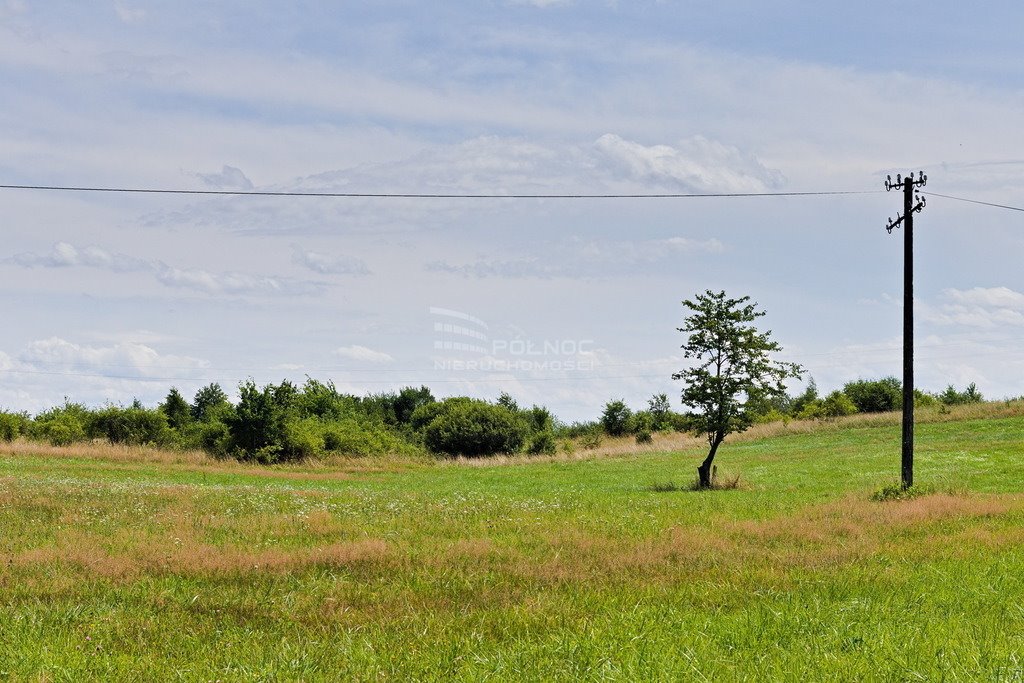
left=0, top=183, right=879, bottom=200
left=923, top=191, right=1024, bottom=213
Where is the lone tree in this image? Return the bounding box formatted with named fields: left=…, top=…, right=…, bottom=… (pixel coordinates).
left=673, top=290, right=802, bottom=488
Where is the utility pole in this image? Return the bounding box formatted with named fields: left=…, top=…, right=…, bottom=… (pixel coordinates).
left=885, top=171, right=927, bottom=488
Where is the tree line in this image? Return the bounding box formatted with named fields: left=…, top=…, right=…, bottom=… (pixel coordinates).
left=0, top=375, right=984, bottom=462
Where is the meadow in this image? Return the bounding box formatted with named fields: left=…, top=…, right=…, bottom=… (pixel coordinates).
left=2, top=403, right=1024, bottom=681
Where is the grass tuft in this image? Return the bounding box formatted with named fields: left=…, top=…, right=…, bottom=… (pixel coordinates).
left=871, top=482, right=939, bottom=501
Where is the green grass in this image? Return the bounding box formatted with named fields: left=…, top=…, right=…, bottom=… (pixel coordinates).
left=2, top=411, right=1024, bottom=680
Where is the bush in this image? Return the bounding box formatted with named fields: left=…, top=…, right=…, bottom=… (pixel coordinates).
left=635, top=429, right=653, bottom=445
left=160, top=388, right=192, bottom=431
left=191, top=383, right=230, bottom=422
left=226, top=380, right=299, bottom=461
left=40, top=415, right=86, bottom=446
left=0, top=411, right=28, bottom=442
left=842, top=377, right=902, bottom=413
left=821, top=391, right=857, bottom=418
left=31, top=401, right=91, bottom=446
left=601, top=399, right=632, bottom=436
left=647, top=393, right=672, bottom=430
left=938, top=383, right=983, bottom=406
left=579, top=431, right=603, bottom=450
left=89, top=405, right=170, bottom=446
left=421, top=399, right=527, bottom=457
left=526, top=430, right=557, bottom=455
left=197, top=420, right=232, bottom=457
left=282, top=417, right=325, bottom=460
left=321, top=419, right=413, bottom=457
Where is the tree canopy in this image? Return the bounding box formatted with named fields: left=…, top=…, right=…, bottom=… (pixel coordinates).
left=673, top=290, right=803, bottom=488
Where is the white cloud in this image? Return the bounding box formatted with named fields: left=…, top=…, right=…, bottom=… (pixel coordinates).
left=154, top=264, right=325, bottom=297
left=333, top=345, right=394, bottom=364
left=197, top=165, right=254, bottom=190
left=594, top=134, right=785, bottom=193
left=291, top=245, right=370, bottom=275
left=922, top=287, right=1024, bottom=328
left=4, top=241, right=325, bottom=298
left=8, top=242, right=148, bottom=272
left=113, top=1, right=146, bottom=24
left=19, top=337, right=207, bottom=379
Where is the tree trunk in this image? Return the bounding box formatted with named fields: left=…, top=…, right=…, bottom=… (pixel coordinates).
left=697, top=437, right=722, bottom=488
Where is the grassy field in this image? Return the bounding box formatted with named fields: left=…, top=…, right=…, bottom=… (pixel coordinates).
left=2, top=404, right=1024, bottom=680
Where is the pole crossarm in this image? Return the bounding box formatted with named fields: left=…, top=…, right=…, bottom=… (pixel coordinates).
left=884, top=172, right=927, bottom=233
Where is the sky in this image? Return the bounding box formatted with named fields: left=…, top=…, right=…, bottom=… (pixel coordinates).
left=2, top=0, right=1024, bottom=421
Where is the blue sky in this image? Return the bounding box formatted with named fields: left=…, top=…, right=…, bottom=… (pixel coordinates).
left=2, top=0, right=1023, bottom=420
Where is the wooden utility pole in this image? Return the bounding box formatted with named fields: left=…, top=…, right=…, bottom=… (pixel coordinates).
left=885, top=171, right=927, bottom=488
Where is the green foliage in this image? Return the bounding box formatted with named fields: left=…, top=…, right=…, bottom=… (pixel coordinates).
left=842, top=377, right=902, bottom=413
left=32, top=401, right=91, bottom=446
left=674, top=290, right=802, bottom=486
left=282, top=417, right=325, bottom=460
left=0, top=411, right=29, bottom=442
left=421, top=399, right=528, bottom=457
left=821, top=390, right=858, bottom=418
left=160, top=387, right=192, bottom=431
left=226, top=380, right=301, bottom=461
left=601, top=399, right=632, bottom=436
left=647, top=393, right=672, bottom=430
left=496, top=392, right=519, bottom=413
left=526, top=430, right=557, bottom=455
left=196, top=420, right=232, bottom=458
left=321, top=419, right=414, bottom=457
left=629, top=411, right=655, bottom=444
left=391, top=386, right=435, bottom=425
left=914, top=389, right=937, bottom=408
left=790, top=378, right=819, bottom=415
left=89, top=405, right=170, bottom=446
left=191, top=383, right=230, bottom=422
left=938, top=383, right=984, bottom=406
left=523, top=405, right=554, bottom=434
left=579, top=431, right=603, bottom=450
left=871, top=482, right=939, bottom=501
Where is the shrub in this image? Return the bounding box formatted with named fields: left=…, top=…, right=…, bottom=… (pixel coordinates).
left=197, top=420, right=232, bottom=457
left=795, top=399, right=823, bottom=421
left=601, top=399, right=632, bottom=436
left=191, top=383, right=230, bottom=422
left=938, top=383, right=984, bottom=406
left=630, top=411, right=655, bottom=443
left=524, top=405, right=554, bottom=434
left=282, top=417, right=325, bottom=460
left=579, top=431, right=602, bottom=450
left=526, top=430, right=557, bottom=455
left=321, top=419, right=413, bottom=457
left=160, top=388, right=192, bottom=431
left=842, top=377, right=902, bottom=413
left=226, top=380, right=299, bottom=461
left=0, top=411, right=28, bottom=442
left=647, top=393, right=672, bottom=430
left=821, top=391, right=858, bottom=418
left=421, top=399, right=527, bottom=457
left=41, top=415, right=86, bottom=446
left=89, top=405, right=170, bottom=446
left=31, top=401, right=90, bottom=446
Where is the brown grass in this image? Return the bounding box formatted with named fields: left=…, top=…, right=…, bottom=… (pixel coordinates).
left=11, top=535, right=393, bottom=580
